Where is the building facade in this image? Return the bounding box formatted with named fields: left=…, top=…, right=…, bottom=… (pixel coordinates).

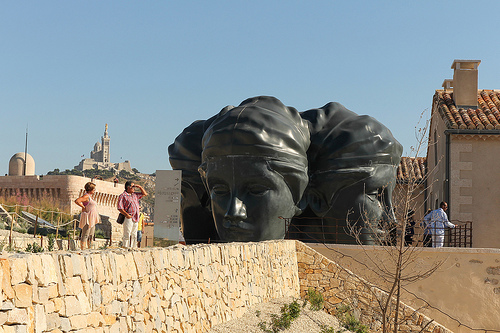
left=426, top=59, right=500, bottom=248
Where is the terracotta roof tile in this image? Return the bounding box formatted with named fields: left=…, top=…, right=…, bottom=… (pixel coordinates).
left=434, top=90, right=500, bottom=130
left=396, top=157, right=426, bottom=183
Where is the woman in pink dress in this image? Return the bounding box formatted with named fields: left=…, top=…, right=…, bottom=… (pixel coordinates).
left=75, top=182, right=101, bottom=250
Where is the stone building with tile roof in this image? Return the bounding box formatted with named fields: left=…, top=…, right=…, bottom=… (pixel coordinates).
left=426, top=59, right=500, bottom=248
left=394, top=157, right=427, bottom=217
left=393, top=157, right=427, bottom=245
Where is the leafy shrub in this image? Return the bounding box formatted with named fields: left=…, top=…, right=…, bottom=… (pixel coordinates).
left=259, top=300, right=301, bottom=333
left=47, top=233, right=55, bottom=251
left=14, top=226, right=27, bottom=234
left=319, top=325, right=336, bottom=333
left=306, top=288, right=324, bottom=311
left=25, top=242, right=44, bottom=253
left=94, top=229, right=107, bottom=239
left=335, top=304, right=368, bottom=333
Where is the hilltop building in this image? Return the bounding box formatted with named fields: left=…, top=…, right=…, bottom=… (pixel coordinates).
left=74, top=124, right=132, bottom=173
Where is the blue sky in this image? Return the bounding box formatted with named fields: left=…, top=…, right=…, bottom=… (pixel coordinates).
left=2, top=1, right=499, bottom=175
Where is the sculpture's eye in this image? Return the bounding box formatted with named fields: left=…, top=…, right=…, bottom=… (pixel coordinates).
left=247, top=184, right=270, bottom=196
left=212, top=184, right=230, bottom=196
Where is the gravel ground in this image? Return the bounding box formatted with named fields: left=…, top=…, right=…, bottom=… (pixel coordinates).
left=208, top=297, right=350, bottom=333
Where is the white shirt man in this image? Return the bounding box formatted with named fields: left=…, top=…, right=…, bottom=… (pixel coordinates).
left=423, top=202, right=455, bottom=248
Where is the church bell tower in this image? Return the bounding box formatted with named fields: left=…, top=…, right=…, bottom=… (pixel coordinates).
left=102, top=124, right=110, bottom=163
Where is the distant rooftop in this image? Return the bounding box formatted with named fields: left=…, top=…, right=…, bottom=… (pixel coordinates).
left=396, top=156, right=426, bottom=184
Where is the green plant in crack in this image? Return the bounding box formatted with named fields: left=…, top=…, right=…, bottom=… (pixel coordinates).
left=335, top=304, right=368, bottom=333
left=258, top=300, right=301, bottom=333
left=305, top=288, right=324, bottom=311
left=25, top=242, right=44, bottom=253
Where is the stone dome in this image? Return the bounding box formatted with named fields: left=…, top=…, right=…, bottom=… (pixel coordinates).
left=9, top=152, right=35, bottom=176
left=94, top=141, right=102, bottom=151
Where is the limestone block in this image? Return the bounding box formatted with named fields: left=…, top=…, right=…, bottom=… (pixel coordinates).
left=124, top=252, right=138, bottom=280
left=147, top=295, right=159, bottom=318
left=1, top=300, right=14, bottom=311
left=132, top=252, right=146, bottom=279
left=13, top=284, right=32, bottom=308
left=110, top=300, right=121, bottom=315
left=0, top=311, right=7, bottom=325
left=145, top=320, right=154, bottom=332
left=102, top=314, right=116, bottom=326
left=116, top=282, right=131, bottom=302
left=60, top=255, right=73, bottom=278
left=6, top=308, right=28, bottom=325
left=131, top=280, right=141, bottom=300
left=60, top=317, right=71, bottom=332
left=154, top=315, right=162, bottom=331
left=135, top=321, right=145, bottom=333
left=144, top=250, right=155, bottom=275
left=90, top=254, right=105, bottom=283
left=109, top=321, right=120, bottom=333
left=91, top=283, right=102, bottom=308
left=9, top=258, right=27, bottom=285
left=11, top=325, right=26, bottom=333
left=63, top=296, right=81, bottom=317
left=63, top=277, right=83, bottom=296
left=151, top=249, right=165, bottom=271
left=34, top=304, right=46, bottom=333
left=70, top=254, right=84, bottom=277
left=108, top=252, right=119, bottom=285
left=49, top=256, right=65, bottom=297
left=52, top=298, right=64, bottom=314
left=44, top=300, right=55, bottom=314
left=84, top=255, right=93, bottom=281
left=125, top=316, right=133, bottom=331
left=45, top=313, right=61, bottom=331
left=87, top=312, right=104, bottom=328
left=1, top=325, right=13, bottom=333
left=100, top=284, right=115, bottom=305
left=76, top=291, right=91, bottom=315
left=114, top=254, right=128, bottom=283
left=69, top=314, right=87, bottom=330
left=119, top=317, right=128, bottom=332
left=170, top=248, right=185, bottom=268
left=39, top=255, right=58, bottom=286
left=1, top=259, right=15, bottom=300
left=37, top=286, right=50, bottom=304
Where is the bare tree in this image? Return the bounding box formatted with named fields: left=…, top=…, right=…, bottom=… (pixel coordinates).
left=340, top=110, right=445, bottom=332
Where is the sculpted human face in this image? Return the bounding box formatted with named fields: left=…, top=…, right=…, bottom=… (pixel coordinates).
left=203, top=157, right=297, bottom=242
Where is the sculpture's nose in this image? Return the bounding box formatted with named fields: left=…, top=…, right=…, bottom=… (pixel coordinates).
left=224, top=196, right=247, bottom=222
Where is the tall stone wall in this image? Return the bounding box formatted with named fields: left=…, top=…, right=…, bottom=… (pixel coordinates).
left=0, top=240, right=299, bottom=333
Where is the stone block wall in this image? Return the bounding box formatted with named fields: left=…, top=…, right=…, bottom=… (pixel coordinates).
left=295, top=242, right=452, bottom=333
left=0, top=240, right=299, bottom=333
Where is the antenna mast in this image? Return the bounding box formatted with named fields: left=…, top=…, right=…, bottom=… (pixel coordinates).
left=24, top=125, right=28, bottom=176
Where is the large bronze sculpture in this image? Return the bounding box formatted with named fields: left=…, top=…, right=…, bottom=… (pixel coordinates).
left=168, top=96, right=402, bottom=244
left=291, top=103, right=403, bottom=244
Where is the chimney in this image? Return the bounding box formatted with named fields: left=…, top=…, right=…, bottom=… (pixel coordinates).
left=442, top=79, right=453, bottom=91
left=451, top=59, right=481, bottom=109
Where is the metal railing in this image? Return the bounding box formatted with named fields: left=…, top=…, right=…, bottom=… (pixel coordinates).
left=449, top=220, right=473, bottom=247
left=282, top=216, right=474, bottom=247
